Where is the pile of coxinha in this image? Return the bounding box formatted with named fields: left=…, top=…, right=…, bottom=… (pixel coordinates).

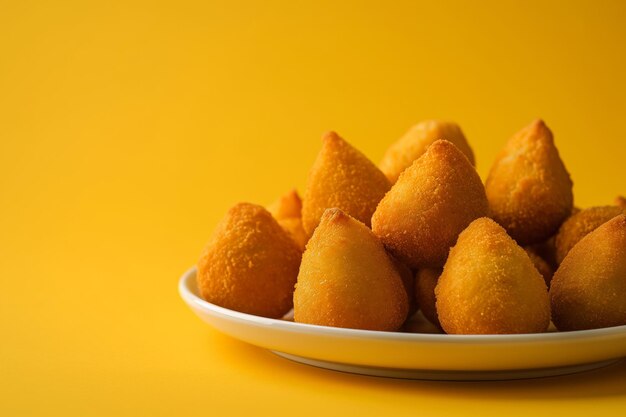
left=197, top=119, right=626, bottom=334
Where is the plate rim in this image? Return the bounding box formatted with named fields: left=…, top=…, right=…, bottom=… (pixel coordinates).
left=179, top=266, right=626, bottom=344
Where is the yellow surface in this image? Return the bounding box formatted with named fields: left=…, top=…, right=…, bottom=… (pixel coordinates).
left=1, top=1, right=625, bottom=415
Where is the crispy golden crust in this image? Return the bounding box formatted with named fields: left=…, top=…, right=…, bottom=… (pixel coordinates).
left=277, top=217, right=308, bottom=252
left=197, top=203, right=301, bottom=318
left=301, top=132, right=390, bottom=237
left=555, top=206, right=624, bottom=264
left=485, top=119, right=573, bottom=245
left=372, top=140, right=488, bottom=269
left=550, top=215, right=626, bottom=331
left=267, top=189, right=302, bottom=220
left=615, top=195, right=626, bottom=209
left=524, top=247, right=554, bottom=286
left=379, top=120, right=475, bottom=183
left=294, top=208, right=409, bottom=331
left=415, top=268, right=442, bottom=327
left=435, top=218, right=550, bottom=334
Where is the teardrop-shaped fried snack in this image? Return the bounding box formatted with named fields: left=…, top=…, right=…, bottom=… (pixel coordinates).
left=436, top=218, right=551, bottom=334
left=197, top=203, right=301, bottom=318
left=485, top=119, right=573, bottom=245
left=301, top=132, right=391, bottom=237
left=294, top=208, right=409, bottom=331
left=615, top=195, right=626, bottom=209
left=277, top=217, right=307, bottom=252
left=390, top=255, right=418, bottom=317
left=524, top=247, right=554, bottom=286
left=415, top=268, right=442, bottom=327
left=550, top=215, right=626, bottom=331
left=267, top=189, right=302, bottom=220
left=372, top=140, right=488, bottom=268
left=555, top=206, right=624, bottom=264
left=379, top=120, right=476, bottom=183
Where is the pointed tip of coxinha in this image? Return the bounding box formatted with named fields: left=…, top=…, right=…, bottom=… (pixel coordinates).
left=379, top=120, right=476, bottom=184
left=529, top=118, right=547, bottom=130
left=284, top=187, right=301, bottom=201
left=320, top=131, right=354, bottom=153
left=469, top=217, right=521, bottom=245
left=320, top=206, right=350, bottom=224
left=295, top=207, right=409, bottom=331
left=197, top=202, right=301, bottom=319
left=313, top=207, right=377, bottom=245
left=427, top=138, right=470, bottom=159
left=507, top=119, right=557, bottom=152
left=436, top=216, right=551, bottom=334
left=452, top=217, right=512, bottom=250
left=320, top=131, right=352, bottom=154
left=322, top=130, right=341, bottom=143
left=302, top=131, right=390, bottom=237
left=267, top=188, right=302, bottom=220
left=486, top=118, right=573, bottom=245
left=393, top=139, right=474, bottom=185
left=372, top=139, right=488, bottom=268
left=523, top=118, right=553, bottom=142
left=415, top=139, right=476, bottom=173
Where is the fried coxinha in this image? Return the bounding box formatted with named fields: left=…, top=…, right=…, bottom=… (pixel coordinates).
left=196, top=120, right=623, bottom=334
left=435, top=218, right=551, bottom=335
left=550, top=215, right=626, bottom=331
left=372, top=139, right=488, bottom=269
left=301, top=131, right=390, bottom=238
left=485, top=119, right=573, bottom=245
left=197, top=203, right=301, bottom=318
left=294, top=208, right=409, bottom=331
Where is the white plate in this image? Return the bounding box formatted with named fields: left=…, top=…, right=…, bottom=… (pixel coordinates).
left=179, top=267, right=626, bottom=380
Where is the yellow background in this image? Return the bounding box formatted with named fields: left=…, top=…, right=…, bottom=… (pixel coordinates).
left=1, top=1, right=625, bottom=416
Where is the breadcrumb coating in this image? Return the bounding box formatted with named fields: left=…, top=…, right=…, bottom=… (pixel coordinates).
left=436, top=218, right=551, bottom=334
left=302, top=132, right=390, bottom=237
left=294, top=208, right=408, bottom=331
left=555, top=206, right=624, bottom=264
left=372, top=140, right=488, bottom=268
left=379, top=120, right=475, bottom=183
left=197, top=203, right=301, bottom=318
left=550, top=215, right=626, bottom=331
left=485, top=119, right=573, bottom=245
